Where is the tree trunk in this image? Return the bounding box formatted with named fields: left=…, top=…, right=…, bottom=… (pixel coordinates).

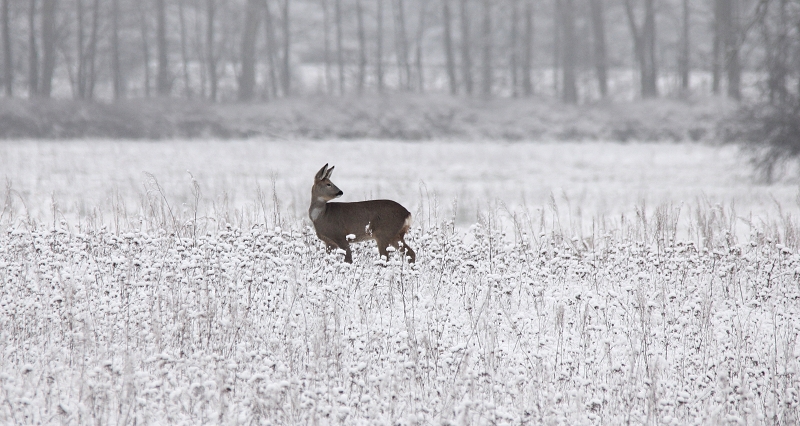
left=623, top=0, right=657, bottom=99
left=195, top=0, right=206, bottom=98
left=552, top=0, right=560, bottom=95
left=2, top=0, right=12, bottom=97
left=442, top=0, right=457, bottom=95
left=281, top=0, right=291, bottom=96
left=394, top=0, right=411, bottom=90
left=589, top=0, right=607, bottom=97
left=414, top=0, right=426, bottom=93
left=28, top=0, right=38, bottom=97
left=509, top=0, right=519, bottom=97
left=459, top=0, right=472, bottom=95
left=112, top=0, right=125, bottom=99
left=334, top=0, right=344, bottom=95
left=521, top=0, right=533, bottom=96
left=156, top=0, right=170, bottom=96
left=679, top=0, right=690, bottom=90
left=480, top=0, right=491, bottom=99
left=139, top=1, right=151, bottom=97
left=356, top=0, right=366, bottom=94
left=712, top=0, right=721, bottom=94
left=238, top=0, right=261, bottom=101
left=76, top=0, right=85, bottom=99
left=376, top=0, right=384, bottom=92
left=263, top=0, right=278, bottom=98
left=560, top=0, right=576, bottom=103
left=206, top=0, right=217, bottom=101
left=39, top=0, right=57, bottom=98
left=179, top=0, right=192, bottom=97
left=766, top=0, right=789, bottom=103
left=642, top=0, right=657, bottom=98
left=86, top=0, right=100, bottom=99
left=722, top=0, right=740, bottom=100
left=321, top=0, right=332, bottom=94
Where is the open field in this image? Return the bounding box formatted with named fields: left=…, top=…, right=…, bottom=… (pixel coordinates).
left=1, top=140, right=799, bottom=425
left=1, top=139, right=798, bottom=232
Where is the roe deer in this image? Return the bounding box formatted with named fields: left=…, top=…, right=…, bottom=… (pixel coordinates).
left=309, top=164, right=416, bottom=264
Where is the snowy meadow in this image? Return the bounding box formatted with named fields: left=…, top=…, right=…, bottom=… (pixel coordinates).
left=1, top=140, right=799, bottom=425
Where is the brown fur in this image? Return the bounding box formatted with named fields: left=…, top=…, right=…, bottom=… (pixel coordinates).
left=309, top=164, right=416, bottom=263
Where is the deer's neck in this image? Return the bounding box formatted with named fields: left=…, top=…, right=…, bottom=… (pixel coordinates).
left=309, top=197, right=328, bottom=222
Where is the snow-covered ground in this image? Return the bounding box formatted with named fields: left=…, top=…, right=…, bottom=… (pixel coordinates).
left=1, top=140, right=799, bottom=424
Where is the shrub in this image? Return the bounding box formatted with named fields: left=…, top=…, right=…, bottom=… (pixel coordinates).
left=725, top=100, right=800, bottom=183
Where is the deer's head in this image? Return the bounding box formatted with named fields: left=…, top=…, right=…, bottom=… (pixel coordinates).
left=312, top=164, right=344, bottom=202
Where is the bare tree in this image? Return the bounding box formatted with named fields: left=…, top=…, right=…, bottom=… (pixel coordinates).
left=521, top=0, right=533, bottom=96
left=179, top=0, right=192, bottom=97
left=70, top=0, right=106, bottom=100
left=238, top=0, right=261, bottom=101
left=589, top=0, right=607, bottom=97
left=138, top=0, right=151, bottom=97
left=393, top=0, right=411, bottom=90
left=28, top=0, right=38, bottom=97
left=442, top=0, right=457, bottom=94
left=509, top=0, right=519, bottom=97
left=762, top=0, right=790, bottom=103
left=679, top=0, right=690, bottom=91
left=321, top=0, right=332, bottom=94
left=356, top=0, right=366, bottom=94
left=2, top=0, right=11, bottom=96
left=552, top=0, right=560, bottom=95
left=195, top=0, right=207, bottom=98
left=39, top=0, right=57, bottom=98
left=73, top=0, right=99, bottom=99
left=480, top=0, right=491, bottom=99
left=86, top=0, right=100, bottom=99
left=414, top=0, right=426, bottom=93
left=712, top=0, right=721, bottom=94
left=280, top=0, right=291, bottom=96
left=720, top=0, right=740, bottom=100
left=156, top=0, right=170, bottom=96
left=459, top=0, right=472, bottom=95
left=206, top=0, right=217, bottom=101
left=112, top=0, right=125, bottom=99
left=560, top=0, right=576, bottom=103
left=335, top=0, right=344, bottom=94
left=376, top=0, right=384, bottom=92
left=623, top=0, right=658, bottom=98
left=263, top=0, right=278, bottom=98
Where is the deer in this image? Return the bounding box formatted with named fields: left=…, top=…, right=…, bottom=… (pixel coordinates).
left=309, top=164, right=416, bottom=264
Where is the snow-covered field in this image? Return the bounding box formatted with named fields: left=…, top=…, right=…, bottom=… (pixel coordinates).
left=1, top=140, right=799, bottom=425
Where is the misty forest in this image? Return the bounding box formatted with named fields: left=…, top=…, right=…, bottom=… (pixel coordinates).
left=0, top=0, right=795, bottom=102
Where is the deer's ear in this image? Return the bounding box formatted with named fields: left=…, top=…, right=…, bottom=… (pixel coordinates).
left=324, top=165, right=335, bottom=179
left=315, top=164, right=329, bottom=181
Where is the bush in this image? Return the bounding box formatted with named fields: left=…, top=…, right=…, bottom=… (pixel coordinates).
left=725, top=100, right=800, bottom=183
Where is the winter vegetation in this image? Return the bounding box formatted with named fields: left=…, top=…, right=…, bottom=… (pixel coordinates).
left=0, top=94, right=734, bottom=141
left=1, top=140, right=800, bottom=424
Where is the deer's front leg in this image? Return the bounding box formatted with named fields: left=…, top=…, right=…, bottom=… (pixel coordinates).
left=333, top=237, right=353, bottom=263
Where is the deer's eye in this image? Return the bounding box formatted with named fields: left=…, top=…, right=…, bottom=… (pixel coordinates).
left=326, top=183, right=331, bottom=187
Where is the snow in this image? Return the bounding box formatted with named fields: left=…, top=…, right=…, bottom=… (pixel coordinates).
left=0, top=139, right=799, bottom=424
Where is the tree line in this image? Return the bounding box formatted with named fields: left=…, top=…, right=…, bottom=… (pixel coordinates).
left=0, top=0, right=797, bottom=103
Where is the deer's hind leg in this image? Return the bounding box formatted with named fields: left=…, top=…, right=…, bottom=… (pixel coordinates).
left=398, top=236, right=415, bottom=263
left=376, top=233, right=415, bottom=263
